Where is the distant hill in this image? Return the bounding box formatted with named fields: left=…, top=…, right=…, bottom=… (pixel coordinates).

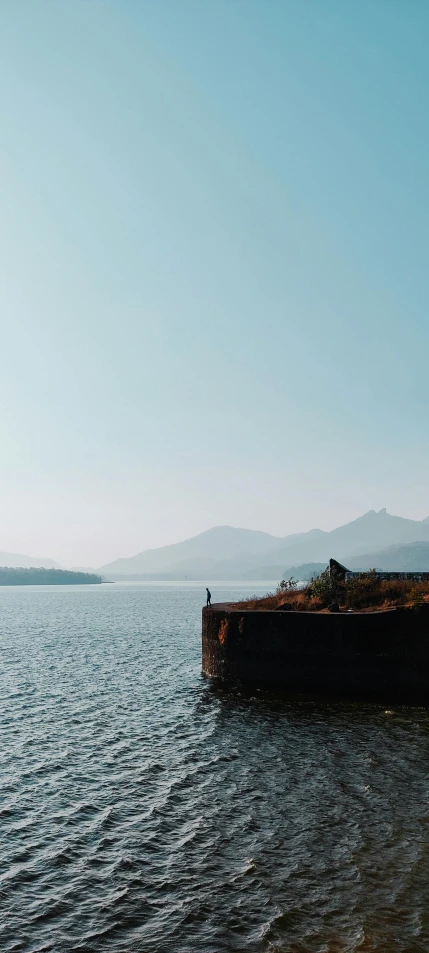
left=0, top=551, right=62, bottom=569
left=70, top=566, right=98, bottom=574
left=0, top=568, right=102, bottom=585
left=243, top=562, right=326, bottom=581
left=99, top=526, right=283, bottom=576
left=282, top=562, right=327, bottom=582
left=95, top=511, right=422, bottom=579
left=267, top=509, right=429, bottom=569
left=99, top=510, right=429, bottom=580
left=346, top=541, right=429, bottom=572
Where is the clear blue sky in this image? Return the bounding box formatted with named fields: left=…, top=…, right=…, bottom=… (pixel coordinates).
left=1, top=0, right=428, bottom=566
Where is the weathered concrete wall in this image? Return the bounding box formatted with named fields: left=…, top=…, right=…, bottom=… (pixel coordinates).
left=202, top=603, right=429, bottom=702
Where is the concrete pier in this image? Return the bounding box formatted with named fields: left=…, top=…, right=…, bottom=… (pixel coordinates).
left=202, top=602, right=429, bottom=703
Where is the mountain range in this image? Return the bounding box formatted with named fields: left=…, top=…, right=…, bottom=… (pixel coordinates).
left=3, top=510, right=429, bottom=580
left=98, top=509, right=429, bottom=580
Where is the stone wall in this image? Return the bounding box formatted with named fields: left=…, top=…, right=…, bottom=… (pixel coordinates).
left=202, top=603, right=429, bottom=702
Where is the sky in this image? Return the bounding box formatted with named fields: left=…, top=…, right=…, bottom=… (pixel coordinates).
left=1, top=0, right=429, bottom=567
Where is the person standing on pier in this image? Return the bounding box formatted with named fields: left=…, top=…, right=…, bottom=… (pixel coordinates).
left=206, top=588, right=212, bottom=607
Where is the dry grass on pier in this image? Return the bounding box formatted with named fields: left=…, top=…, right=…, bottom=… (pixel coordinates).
left=236, top=572, right=429, bottom=613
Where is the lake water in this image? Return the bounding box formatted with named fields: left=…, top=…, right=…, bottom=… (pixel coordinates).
left=1, top=581, right=429, bottom=953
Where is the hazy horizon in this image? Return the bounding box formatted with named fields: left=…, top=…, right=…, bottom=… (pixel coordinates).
left=3, top=506, right=429, bottom=570
left=1, top=1, right=429, bottom=565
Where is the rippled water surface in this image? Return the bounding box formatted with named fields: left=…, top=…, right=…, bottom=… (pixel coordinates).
left=1, top=582, right=429, bottom=953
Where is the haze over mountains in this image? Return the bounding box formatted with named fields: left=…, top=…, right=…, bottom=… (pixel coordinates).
left=3, top=510, right=429, bottom=580
left=99, top=509, right=429, bottom=580
left=0, top=552, right=61, bottom=570
left=346, top=542, right=429, bottom=572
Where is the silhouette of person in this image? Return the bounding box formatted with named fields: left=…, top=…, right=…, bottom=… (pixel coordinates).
left=206, top=588, right=212, bottom=607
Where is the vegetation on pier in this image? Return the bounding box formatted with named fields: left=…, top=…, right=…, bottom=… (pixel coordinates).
left=237, top=570, right=429, bottom=612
